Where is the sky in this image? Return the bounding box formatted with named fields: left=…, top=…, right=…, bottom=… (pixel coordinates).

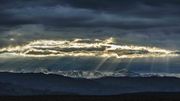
left=0, top=0, right=180, bottom=49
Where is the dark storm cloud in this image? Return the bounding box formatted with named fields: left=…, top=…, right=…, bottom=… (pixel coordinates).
left=0, top=0, right=180, bottom=49
left=0, top=0, right=180, bottom=29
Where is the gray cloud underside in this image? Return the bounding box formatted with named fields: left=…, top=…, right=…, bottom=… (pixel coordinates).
left=0, top=0, right=180, bottom=29
left=0, top=0, right=180, bottom=49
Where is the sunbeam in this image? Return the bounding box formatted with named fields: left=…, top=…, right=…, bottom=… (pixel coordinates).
left=94, top=57, right=110, bottom=71
left=103, top=59, right=120, bottom=72
left=150, top=57, right=155, bottom=73
left=164, top=57, right=170, bottom=73
left=125, top=57, right=134, bottom=71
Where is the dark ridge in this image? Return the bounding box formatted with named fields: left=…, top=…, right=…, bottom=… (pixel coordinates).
left=0, top=92, right=180, bottom=101
left=0, top=72, right=180, bottom=96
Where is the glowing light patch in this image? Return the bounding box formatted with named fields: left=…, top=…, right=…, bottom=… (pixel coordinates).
left=0, top=38, right=179, bottom=58
left=10, top=38, right=15, bottom=41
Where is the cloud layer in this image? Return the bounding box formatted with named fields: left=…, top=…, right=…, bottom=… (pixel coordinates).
left=0, top=0, right=180, bottom=49
left=0, top=0, right=180, bottom=28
